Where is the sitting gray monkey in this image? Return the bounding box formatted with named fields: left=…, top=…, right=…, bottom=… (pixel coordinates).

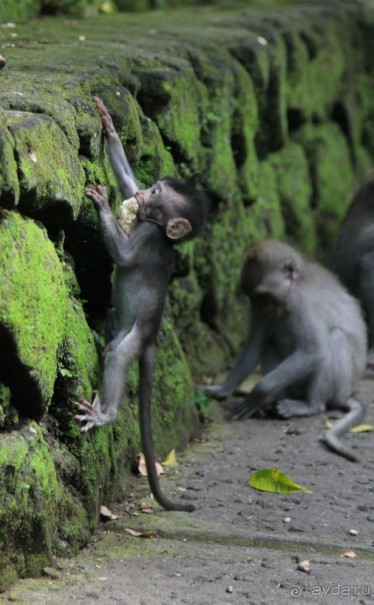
left=205, top=240, right=367, bottom=462
left=331, top=178, right=374, bottom=369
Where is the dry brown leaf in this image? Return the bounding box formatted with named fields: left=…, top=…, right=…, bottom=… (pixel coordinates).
left=342, top=550, right=357, bottom=559
left=162, top=449, right=179, bottom=467
left=298, top=560, right=310, bottom=573
left=140, top=502, right=155, bottom=514
left=100, top=505, right=118, bottom=521
left=125, top=527, right=157, bottom=538
left=137, top=453, right=163, bottom=477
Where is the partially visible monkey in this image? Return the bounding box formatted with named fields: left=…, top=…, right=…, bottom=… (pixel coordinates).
left=331, top=178, right=374, bottom=369
left=204, top=240, right=367, bottom=462
left=76, top=98, right=209, bottom=511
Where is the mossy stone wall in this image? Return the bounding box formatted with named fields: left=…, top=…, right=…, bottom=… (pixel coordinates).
left=0, top=0, right=373, bottom=588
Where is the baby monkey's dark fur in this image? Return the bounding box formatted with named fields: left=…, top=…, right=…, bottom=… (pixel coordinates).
left=76, top=97, right=209, bottom=512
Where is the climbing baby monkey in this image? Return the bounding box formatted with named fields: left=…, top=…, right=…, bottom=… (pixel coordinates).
left=76, top=97, right=209, bottom=511
left=205, top=240, right=367, bottom=462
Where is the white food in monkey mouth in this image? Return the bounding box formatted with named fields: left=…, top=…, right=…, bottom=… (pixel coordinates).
left=118, top=196, right=139, bottom=233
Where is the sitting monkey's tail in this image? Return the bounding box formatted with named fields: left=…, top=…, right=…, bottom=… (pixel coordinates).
left=324, top=398, right=365, bottom=462
left=138, top=345, right=195, bottom=512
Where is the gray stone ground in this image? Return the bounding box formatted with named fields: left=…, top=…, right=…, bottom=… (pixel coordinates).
left=1, top=374, right=373, bottom=605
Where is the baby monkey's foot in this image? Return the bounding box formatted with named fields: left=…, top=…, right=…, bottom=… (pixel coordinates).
left=75, top=391, right=104, bottom=432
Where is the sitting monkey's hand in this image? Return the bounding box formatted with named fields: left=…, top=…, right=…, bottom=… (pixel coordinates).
left=85, top=184, right=110, bottom=212
left=203, top=384, right=232, bottom=400
left=75, top=391, right=108, bottom=432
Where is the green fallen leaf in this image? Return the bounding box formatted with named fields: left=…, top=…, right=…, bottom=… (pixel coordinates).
left=322, top=415, right=374, bottom=433
left=195, top=388, right=211, bottom=410
left=247, top=468, right=311, bottom=494
left=350, top=424, right=374, bottom=433
left=322, top=414, right=333, bottom=429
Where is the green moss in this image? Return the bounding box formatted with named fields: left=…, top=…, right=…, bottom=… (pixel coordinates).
left=268, top=141, right=316, bottom=255
left=0, top=421, right=92, bottom=589
left=4, top=110, right=84, bottom=222
left=0, top=424, right=60, bottom=588
left=286, top=25, right=348, bottom=120
left=0, top=0, right=41, bottom=21
left=138, top=68, right=208, bottom=169
left=231, top=61, right=260, bottom=203
left=355, top=145, right=373, bottom=183
left=51, top=296, right=100, bottom=453
left=0, top=211, right=68, bottom=417
left=0, top=383, right=17, bottom=428
left=229, top=31, right=270, bottom=104
left=169, top=273, right=203, bottom=333
left=244, top=159, right=285, bottom=247
left=151, top=311, right=199, bottom=453
left=0, top=90, right=80, bottom=150
left=295, top=122, right=355, bottom=255
left=266, top=34, right=288, bottom=150
left=0, top=117, right=20, bottom=208
left=80, top=156, right=109, bottom=187
left=136, top=117, right=177, bottom=185
left=188, top=47, right=241, bottom=201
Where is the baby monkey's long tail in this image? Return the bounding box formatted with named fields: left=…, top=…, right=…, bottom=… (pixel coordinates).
left=138, top=345, right=195, bottom=512
left=325, top=398, right=365, bottom=462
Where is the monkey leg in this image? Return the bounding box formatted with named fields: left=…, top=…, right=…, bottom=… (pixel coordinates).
left=75, top=391, right=101, bottom=432
left=276, top=399, right=326, bottom=418
left=139, top=344, right=195, bottom=513
left=75, top=324, right=143, bottom=431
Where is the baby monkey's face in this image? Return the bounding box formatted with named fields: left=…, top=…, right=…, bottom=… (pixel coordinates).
left=136, top=180, right=185, bottom=226
left=136, top=181, right=165, bottom=225
left=135, top=180, right=192, bottom=241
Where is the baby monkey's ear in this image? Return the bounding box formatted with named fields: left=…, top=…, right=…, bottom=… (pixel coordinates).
left=165, top=218, right=192, bottom=240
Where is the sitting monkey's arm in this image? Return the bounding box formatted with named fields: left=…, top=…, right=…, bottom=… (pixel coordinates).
left=94, top=96, right=138, bottom=198
left=232, top=348, right=321, bottom=419
left=205, top=311, right=266, bottom=399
